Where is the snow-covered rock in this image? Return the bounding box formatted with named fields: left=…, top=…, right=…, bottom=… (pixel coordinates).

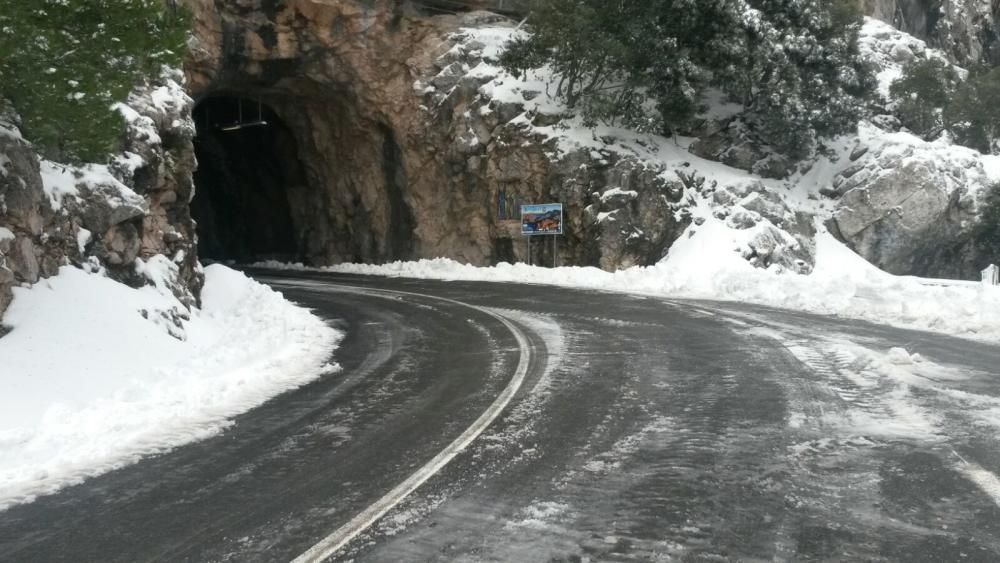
left=0, top=69, right=200, bottom=315
left=864, top=0, right=997, bottom=67
left=826, top=125, right=1000, bottom=278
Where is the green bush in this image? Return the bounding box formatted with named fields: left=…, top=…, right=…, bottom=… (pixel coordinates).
left=974, top=182, right=1000, bottom=264
left=0, top=0, right=190, bottom=163
left=944, top=67, right=1000, bottom=154
left=889, top=58, right=959, bottom=139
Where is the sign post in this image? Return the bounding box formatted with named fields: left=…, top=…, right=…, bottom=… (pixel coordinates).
left=521, top=203, right=563, bottom=267
left=983, top=264, right=999, bottom=286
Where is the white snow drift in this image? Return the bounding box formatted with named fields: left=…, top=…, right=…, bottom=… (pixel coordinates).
left=0, top=262, right=341, bottom=510
left=259, top=224, right=1000, bottom=343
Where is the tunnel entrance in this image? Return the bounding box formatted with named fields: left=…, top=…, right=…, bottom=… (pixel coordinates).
left=191, top=96, right=305, bottom=263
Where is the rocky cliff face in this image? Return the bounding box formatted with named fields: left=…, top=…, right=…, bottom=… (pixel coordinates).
left=182, top=1, right=688, bottom=269
left=865, top=0, right=1000, bottom=65
left=0, top=72, right=201, bottom=317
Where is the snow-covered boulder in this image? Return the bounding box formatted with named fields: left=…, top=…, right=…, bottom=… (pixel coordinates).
left=827, top=125, right=1000, bottom=278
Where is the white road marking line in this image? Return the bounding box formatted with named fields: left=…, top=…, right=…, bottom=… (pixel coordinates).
left=287, top=285, right=533, bottom=563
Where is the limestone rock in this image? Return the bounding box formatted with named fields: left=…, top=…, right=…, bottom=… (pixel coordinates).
left=0, top=70, right=201, bottom=318
left=829, top=139, right=989, bottom=278
left=688, top=118, right=793, bottom=180
left=864, top=0, right=997, bottom=66
left=0, top=123, right=62, bottom=314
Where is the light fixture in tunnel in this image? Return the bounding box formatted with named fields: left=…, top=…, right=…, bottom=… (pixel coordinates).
left=219, top=97, right=269, bottom=132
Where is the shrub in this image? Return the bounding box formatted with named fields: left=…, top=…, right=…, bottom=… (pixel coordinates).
left=499, top=0, right=875, bottom=159
left=0, top=0, right=190, bottom=163
left=944, top=67, right=1000, bottom=154
left=888, top=58, right=959, bottom=139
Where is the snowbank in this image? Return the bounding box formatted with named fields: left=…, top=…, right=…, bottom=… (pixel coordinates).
left=258, top=225, right=1000, bottom=342
left=0, top=263, right=341, bottom=510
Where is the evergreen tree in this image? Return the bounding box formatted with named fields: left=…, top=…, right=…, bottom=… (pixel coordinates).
left=0, top=0, right=189, bottom=163
left=889, top=58, right=959, bottom=140
left=738, top=0, right=874, bottom=157
left=944, top=67, right=1000, bottom=154
left=499, top=0, right=874, bottom=159
left=974, top=182, right=1000, bottom=264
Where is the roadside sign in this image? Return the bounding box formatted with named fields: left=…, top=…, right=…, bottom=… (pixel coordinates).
left=521, top=203, right=563, bottom=236
left=984, top=264, right=999, bottom=286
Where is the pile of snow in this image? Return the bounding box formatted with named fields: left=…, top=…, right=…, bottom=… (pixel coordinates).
left=258, top=224, right=1000, bottom=341
left=0, top=263, right=341, bottom=510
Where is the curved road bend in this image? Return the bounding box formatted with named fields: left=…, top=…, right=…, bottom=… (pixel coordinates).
left=0, top=270, right=998, bottom=562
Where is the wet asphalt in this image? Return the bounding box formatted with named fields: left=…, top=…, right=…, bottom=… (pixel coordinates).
left=1, top=270, right=999, bottom=562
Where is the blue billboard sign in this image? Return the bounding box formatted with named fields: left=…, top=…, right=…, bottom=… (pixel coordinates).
left=521, top=203, right=563, bottom=236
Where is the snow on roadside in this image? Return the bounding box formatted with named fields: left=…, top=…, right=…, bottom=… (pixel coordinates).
left=256, top=224, right=1000, bottom=342
left=0, top=263, right=341, bottom=510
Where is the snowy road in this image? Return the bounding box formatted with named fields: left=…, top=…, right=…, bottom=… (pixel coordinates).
left=2, top=271, right=1000, bottom=562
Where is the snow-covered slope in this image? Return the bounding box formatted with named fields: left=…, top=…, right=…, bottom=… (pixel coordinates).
left=0, top=263, right=340, bottom=510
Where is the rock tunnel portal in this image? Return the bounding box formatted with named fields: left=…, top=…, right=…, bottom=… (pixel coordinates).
left=192, top=96, right=303, bottom=263
left=190, top=93, right=417, bottom=266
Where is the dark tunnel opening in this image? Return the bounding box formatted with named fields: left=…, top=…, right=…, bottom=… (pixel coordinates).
left=191, top=96, right=305, bottom=264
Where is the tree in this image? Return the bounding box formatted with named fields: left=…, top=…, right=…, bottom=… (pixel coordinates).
left=498, top=0, right=655, bottom=129
left=734, top=0, right=874, bottom=157
left=944, top=67, right=1000, bottom=154
left=499, top=0, right=874, bottom=158
left=889, top=58, right=960, bottom=139
left=0, top=0, right=189, bottom=163
left=974, top=183, right=1000, bottom=265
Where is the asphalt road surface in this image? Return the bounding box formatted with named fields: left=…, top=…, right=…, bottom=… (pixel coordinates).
left=2, top=271, right=1000, bottom=562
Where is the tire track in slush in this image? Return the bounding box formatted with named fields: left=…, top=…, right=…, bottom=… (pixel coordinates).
left=289, top=286, right=532, bottom=563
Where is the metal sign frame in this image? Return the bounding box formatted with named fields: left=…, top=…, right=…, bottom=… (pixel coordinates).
left=520, top=203, right=563, bottom=236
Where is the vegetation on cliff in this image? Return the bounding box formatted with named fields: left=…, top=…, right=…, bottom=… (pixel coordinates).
left=890, top=59, right=1000, bottom=154
left=888, top=58, right=960, bottom=140
left=0, top=0, right=189, bottom=163
left=499, top=0, right=875, bottom=159
left=975, top=183, right=1000, bottom=265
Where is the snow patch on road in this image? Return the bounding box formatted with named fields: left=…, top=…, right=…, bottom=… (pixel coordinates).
left=475, top=309, right=566, bottom=452
left=504, top=501, right=571, bottom=531
left=0, top=264, right=341, bottom=510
